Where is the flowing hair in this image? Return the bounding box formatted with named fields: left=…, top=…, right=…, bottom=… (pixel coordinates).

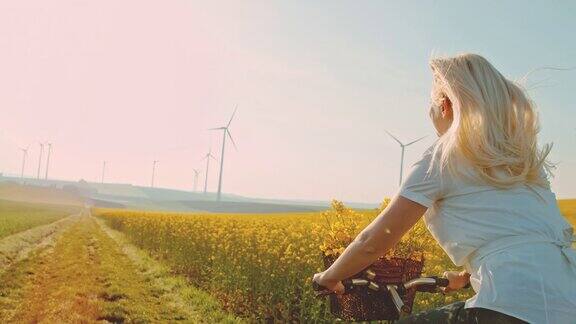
left=427, top=53, right=555, bottom=189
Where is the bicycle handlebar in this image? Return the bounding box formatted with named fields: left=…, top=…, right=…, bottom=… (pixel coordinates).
left=312, top=275, right=450, bottom=315
left=312, top=276, right=448, bottom=297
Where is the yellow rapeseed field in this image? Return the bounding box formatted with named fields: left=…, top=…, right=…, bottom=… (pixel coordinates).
left=94, top=199, right=576, bottom=323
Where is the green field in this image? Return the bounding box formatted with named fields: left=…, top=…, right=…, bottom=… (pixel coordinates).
left=0, top=200, right=78, bottom=239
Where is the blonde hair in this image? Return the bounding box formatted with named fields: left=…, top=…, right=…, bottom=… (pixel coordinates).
left=428, top=53, right=554, bottom=189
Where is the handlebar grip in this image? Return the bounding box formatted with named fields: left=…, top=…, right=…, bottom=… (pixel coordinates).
left=312, top=280, right=324, bottom=292
left=412, top=276, right=449, bottom=293
left=435, top=277, right=449, bottom=287
left=312, top=278, right=355, bottom=297
left=312, top=280, right=333, bottom=297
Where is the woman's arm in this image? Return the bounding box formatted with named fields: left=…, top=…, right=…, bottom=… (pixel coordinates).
left=316, top=194, right=427, bottom=289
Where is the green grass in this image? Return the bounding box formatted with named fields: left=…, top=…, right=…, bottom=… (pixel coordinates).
left=0, top=200, right=78, bottom=239
left=95, top=217, right=243, bottom=323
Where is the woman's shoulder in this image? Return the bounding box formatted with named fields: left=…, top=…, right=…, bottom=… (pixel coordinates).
left=419, top=141, right=468, bottom=174
left=421, top=140, right=440, bottom=156
left=420, top=142, right=492, bottom=192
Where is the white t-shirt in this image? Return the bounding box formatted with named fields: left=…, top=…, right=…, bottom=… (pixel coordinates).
left=397, top=143, right=576, bottom=324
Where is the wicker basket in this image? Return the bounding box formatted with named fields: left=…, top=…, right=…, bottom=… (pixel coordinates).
left=323, top=252, right=425, bottom=321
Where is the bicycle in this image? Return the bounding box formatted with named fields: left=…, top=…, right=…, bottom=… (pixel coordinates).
left=313, top=270, right=450, bottom=323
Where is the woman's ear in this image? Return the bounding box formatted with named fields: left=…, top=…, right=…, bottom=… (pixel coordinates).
left=441, top=97, right=453, bottom=119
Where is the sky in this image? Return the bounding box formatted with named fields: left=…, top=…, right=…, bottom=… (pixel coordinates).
left=0, top=1, right=575, bottom=203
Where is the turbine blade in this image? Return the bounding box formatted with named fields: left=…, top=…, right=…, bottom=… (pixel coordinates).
left=384, top=130, right=403, bottom=146
left=209, top=127, right=226, bottom=131
left=227, top=104, right=238, bottom=128
left=210, top=154, right=218, bottom=161
left=405, top=135, right=427, bottom=146
left=227, top=129, right=238, bottom=151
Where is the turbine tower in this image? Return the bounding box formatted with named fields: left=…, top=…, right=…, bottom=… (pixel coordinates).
left=151, top=160, right=159, bottom=188
left=37, top=143, right=44, bottom=179
left=385, top=130, right=427, bottom=186
left=20, top=147, right=29, bottom=181
left=210, top=106, right=238, bottom=202
left=192, top=168, right=201, bottom=192
left=101, top=161, right=107, bottom=184
left=44, top=143, right=52, bottom=180
left=202, top=148, right=217, bottom=194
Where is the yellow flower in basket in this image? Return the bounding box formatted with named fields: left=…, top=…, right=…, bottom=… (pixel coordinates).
left=318, top=199, right=426, bottom=260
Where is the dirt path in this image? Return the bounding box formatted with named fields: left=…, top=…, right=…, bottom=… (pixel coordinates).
left=0, top=214, right=204, bottom=323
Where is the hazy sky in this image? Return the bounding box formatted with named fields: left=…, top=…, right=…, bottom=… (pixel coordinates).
left=1, top=1, right=575, bottom=203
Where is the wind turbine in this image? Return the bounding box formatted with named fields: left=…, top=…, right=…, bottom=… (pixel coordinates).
left=202, top=148, right=217, bottom=194
left=44, top=143, right=52, bottom=180
left=20, top=147, right=29, bottom=181
left=151, top=160, right=159, bottom=188
left=37, top=143, right=44, bottom=179
left=192, top=168, right=201, bottom=192
left=210, top=106, right=238, bottom=202
left=101, top=161, right=107, bottom=184
left=385, top=130, right=427, bottom=186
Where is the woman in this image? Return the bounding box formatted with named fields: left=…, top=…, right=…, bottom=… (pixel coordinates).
left=312, top=53, right=576, bottom=323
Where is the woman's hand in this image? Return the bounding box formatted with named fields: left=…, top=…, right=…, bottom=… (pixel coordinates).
left=312, top=271, right=345, bottom=295
left=440, top=270, right=471, bottom=294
